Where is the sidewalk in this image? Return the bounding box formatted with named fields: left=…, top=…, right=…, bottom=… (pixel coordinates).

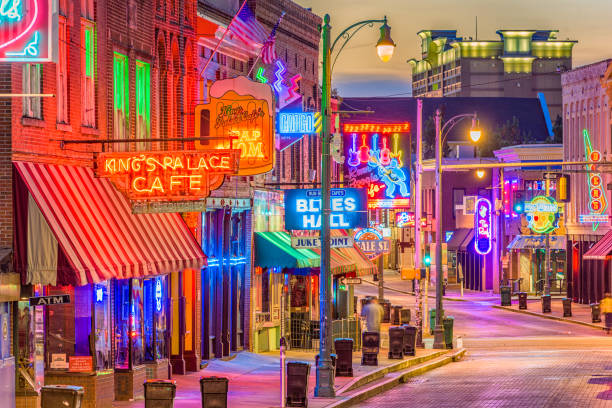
left=493, top=297, right=608, bottom=331
left=113, top=347, right=463, bottom=408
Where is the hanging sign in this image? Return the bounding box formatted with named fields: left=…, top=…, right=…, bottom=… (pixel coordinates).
left=95, top=150, right=239, bottom=201
left=29, top=294, right=70, bottom=306
left=395, top=211, right=415, bottom=227
left=290, top=235, right=354, bottom=249
left=343, top=126, right=411, bottom=209
left=474, top=197, right=492, bottom=255
left=276, top=108, right=322, bottom=151
left=0, top=0, right=57, bottom=62
left=524, top=195, right=559, bottom=234
left=583, top=129, right=608, bottom=231
left=353, top=228, right=390, bottom=260
left=284, top=188, right=368, bottom=230
left=195, top=76, right=275, bottom=176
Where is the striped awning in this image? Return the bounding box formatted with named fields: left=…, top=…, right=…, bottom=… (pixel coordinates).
left=254, top=231, right=320, bottom=270
left=14, top=162, right=206, bottom=286
left=311, top=245, right=356, bottom=276
left=332, top=230, right=376, bottom=276
left=583, top=230, right=612, bottom=260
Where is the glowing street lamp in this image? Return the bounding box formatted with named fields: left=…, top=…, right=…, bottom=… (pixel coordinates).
left=376, top=19, right=396, bottom=63
left=476, top=169, right=485, bottom=179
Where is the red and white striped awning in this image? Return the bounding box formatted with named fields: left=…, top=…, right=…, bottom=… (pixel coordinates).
left=15, top=161, right=206, bottom=286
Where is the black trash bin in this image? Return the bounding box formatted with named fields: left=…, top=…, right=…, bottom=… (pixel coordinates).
left=200, top=376, right=229, bottom=408
left=591, top=303, right=602, bottom=323
left=392, top=306, right=402, bottom=325
left=541, top=295, right=552, bottom=313
left=500, top=286, right=512, bottom=306
left=388, top=326, right=405, bottom=359
left=401, top=324, right=417, bottom=356
left=41, top=385, right=84, bottom=408
left=400, top=308, right=411, bottom=325
left=361, top=331, right=380, bottom=366
left=381, top=301, right=391, bottom=323
left=334, top=338, right=353, bottom=377
left=144, top=380, right=176, bottom=408
left=518, top=292, right=528, bottom=310
left=562, top=298, right=572, bottom=317
left=442, top=316, right=454, bottom=349
left=286, top=362, right=310, bottom=407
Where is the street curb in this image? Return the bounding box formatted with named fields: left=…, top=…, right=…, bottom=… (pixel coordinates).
left=361, top=279, right=469, bottom=302
left=492, top=305, right=607, bottom=331
left=338, top=350, right=448, bottom=393
left=324, top=348, right=467, bottom=408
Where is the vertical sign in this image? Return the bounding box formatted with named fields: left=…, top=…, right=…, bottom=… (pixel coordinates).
left=583, top=129, right=608, bottom=231
left=474, top=197, right=492, bottom=255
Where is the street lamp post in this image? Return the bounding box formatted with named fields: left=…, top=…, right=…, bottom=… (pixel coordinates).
left=317, top=13, right=395, bottom=398
left=433, top=109, right=480, bottom=349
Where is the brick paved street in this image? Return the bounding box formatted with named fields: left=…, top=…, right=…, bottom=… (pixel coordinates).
left=352, top=272, right=612, bottom=407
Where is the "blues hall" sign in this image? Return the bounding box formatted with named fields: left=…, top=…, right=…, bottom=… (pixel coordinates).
left=284, top=188, right=368, bottom=230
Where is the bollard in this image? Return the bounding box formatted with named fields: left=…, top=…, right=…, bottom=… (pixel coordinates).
left=518, top=292, right=528, bottom=310
left=361, top=331, right=380, bottom=366
left=200, top=377, right=229, bottom=408
left=286, top=362, right=310, bottom=407
left=562, top=298, right=572, bottom=317
left=41, top=385, right=83, bottom=408
left=500, top=286, right=512, bottom=307
left=591, top=303, right=602, bottom=323
left=280, top=337, right=286, bottom=408
left=541, top=295, right=552, bottom=313
left=144, top=380, right=176, bottom=408
left=334, top=338, right=353, bottom=377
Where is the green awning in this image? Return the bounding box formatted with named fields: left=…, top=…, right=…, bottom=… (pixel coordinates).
left=255, top=231, right=320, bottom=270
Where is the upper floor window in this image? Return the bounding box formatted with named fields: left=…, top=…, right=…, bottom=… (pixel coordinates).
left=135, top=60, right=151, bottom=150
left=23, top=64, right=42, bottom=119
left=113, top=52, right=129, bottom=146
left=57, top=17, right=69, bottom=124
left=81, top=0, right=94, bottom=19
left=81, top=21, right=96, bottom=127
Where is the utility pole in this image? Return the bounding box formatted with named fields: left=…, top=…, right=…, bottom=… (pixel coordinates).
left=432, top=109, right=445, bottom=349
left=378, top=256, right=384, bottom=300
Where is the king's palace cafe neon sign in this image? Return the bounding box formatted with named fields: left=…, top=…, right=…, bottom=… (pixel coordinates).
left=95, top=151, right=240, bottom=201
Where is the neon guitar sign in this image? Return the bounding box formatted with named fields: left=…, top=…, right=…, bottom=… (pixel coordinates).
left=0, top=0, right=55, bottom=62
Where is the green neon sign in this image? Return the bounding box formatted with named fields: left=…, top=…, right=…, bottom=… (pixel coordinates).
left=525, top=195, right=559, bottom=234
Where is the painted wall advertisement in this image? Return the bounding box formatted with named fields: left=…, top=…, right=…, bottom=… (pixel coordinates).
left=284, top=188, right=368, bottom=231
left=342, top=123, right=411, bottom=209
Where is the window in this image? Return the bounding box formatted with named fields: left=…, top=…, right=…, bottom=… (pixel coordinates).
left=81, top=0, right=94, bottom=19
left=22, top=64, right=42, bottom=119
left=57, top=17, right=69, bottom=124
left=143, top=276, right=167, bottom=362
left=93, top=282, right=111, bottom=370
left=135, top=60, right=150, bottom=150
left=113, top=52, right=129, bottom=146
left=81, top=21, right=96, bottom=127
left=114, top=279, right=144, bottom=369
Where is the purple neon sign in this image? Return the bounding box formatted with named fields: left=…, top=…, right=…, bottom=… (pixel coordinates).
left=474, top=197, right=492, bottom=255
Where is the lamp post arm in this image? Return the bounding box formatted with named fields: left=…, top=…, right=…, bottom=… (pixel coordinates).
left=440, top=112, right=477, bottom=144
left=329, top=18, right=387, bottom=74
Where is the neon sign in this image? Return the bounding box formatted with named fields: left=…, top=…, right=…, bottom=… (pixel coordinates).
left=344, top=128, right=410, bottom=207
left=353, top=228, right=390, bottom=260
left=0, top=0, right=56, bottom=62
left=195, top=76, right=275, bottom=176
left=583, top=129, right=608, bottom=231
left=155, top=278, right=163, bottom=312
left=96, top=150, right=239, bottom=201
left=277, top=112, right=316, bottom=134
left=525, top=195, right=559, bottom=234
left=343, top=123, right=411, bottom=134
left=474, top=198, right=492, bottom=255
left=396, top=211, right=415, bottom=227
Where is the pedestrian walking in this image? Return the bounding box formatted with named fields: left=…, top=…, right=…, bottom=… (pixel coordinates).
left=600, top=292, right=612, bottom=334
left=361, top=298, right=384, bottom=333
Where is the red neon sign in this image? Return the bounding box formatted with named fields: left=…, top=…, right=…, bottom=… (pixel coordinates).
left=343, top=123, right=411, bottom=134
left=96, top=150, right=239, bottom=201
left=0, top=0, right=56, bottom=62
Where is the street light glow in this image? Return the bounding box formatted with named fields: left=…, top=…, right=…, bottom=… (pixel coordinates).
left=376, top=19, right=395, bottom=62
left=476, top=169, right=485, bottom=178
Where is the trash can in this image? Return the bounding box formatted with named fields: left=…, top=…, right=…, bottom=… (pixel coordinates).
left=429, top=308, right=436, bottom=334
left=392, top=306, right=402, bottom=325
left=381, top=301, right=391, bottom=323
left=562, top=298, right=572, bottom=317
left=591, top=303, right=602, bottom=323
left=442, top=316, right=454, bottom=349
left=41, top=385, right=84, bottom=408
left=144, top=380, right=176, bottom=408
left=541, top=295, right=552, bottom=313
left=500, top=286, right=512, bottom=306
left=334, top=338, right=353, bottom=377
left=401, top=324, right=417, bottom=356
left=400, top=308, right=411, bottom=325
left=518, top=292, right=528, bottom=310
left=286, top=362, right=310, bottom=407
left=200, top=376, right=229, bottom=408
left=388, top=326, right=405, bottom=359
left=361, top=331, right=380, bottom=366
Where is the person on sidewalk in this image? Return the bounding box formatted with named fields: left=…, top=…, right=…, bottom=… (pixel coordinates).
left=361, top=298, right=384, bottom=333
left=601, top=292, right=612, bottom=334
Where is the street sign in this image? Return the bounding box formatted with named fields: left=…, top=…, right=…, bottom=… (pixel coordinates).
left=29, top=294, right=70, bottom=306
left=291, top=235, right=354, bottom=249
left=284, top=188, right=368, bottom=230
left=340, top=277, right=362, bottom=285
left=543, top=172, right=560, bottom=180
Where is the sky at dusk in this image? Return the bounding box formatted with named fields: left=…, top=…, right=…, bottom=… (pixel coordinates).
left=294, top=0, right=612, bottom=97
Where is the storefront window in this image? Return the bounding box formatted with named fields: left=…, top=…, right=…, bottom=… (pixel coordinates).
left=143, top=276, right=168, bottom=361
left=131, top=279, right=145, bottom=366
left=94, top=282, right=111, bottom=370
left=74, top=285, right=92, bottom=356
left=115, top=279, right=130, bottom=369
